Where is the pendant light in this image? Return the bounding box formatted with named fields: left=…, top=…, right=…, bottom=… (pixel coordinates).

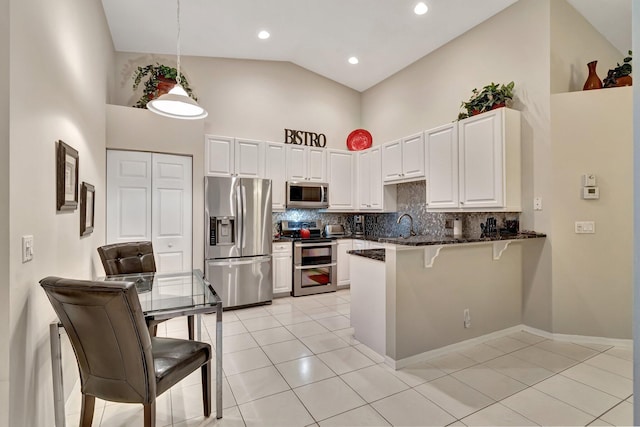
left=147, top=0, right=208, bottom=120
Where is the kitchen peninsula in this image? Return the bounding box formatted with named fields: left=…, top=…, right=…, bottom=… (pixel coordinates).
left=348, top=232, right=545, bottom=368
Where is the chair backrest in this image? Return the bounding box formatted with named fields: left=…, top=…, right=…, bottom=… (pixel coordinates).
left=40, top=277, right=156, bottom=404
left=97, top=241, right=156, bottom=276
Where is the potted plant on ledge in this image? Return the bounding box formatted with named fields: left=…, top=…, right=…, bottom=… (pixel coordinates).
left=603, top=50, right=632, bottom=88
left=457, top=81, right=515, bottom=120
left=132, top=63, right=197, bottom=109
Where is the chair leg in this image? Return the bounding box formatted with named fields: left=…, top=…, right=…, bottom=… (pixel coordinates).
left=150, top=324, right=158, bottom=337
left=144, top=401, right=156, bottom=427
left=201, top=360, right=211, bottom=417
left=80, top=394, right=95, bottom=427
left=188, top=315, right=195, bottom=340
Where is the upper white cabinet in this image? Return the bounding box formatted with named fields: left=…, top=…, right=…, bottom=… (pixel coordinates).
left=326, top=150, right=355, bottom=210
left=382, top=132, right=425, bottom=183
left=286, top=145, right=327, bottom=182
left=205, top=135, right=264, bottom=178
left=459, top=108, right=520, bottom=210
left=426, top=108, right=521, bottom=212
left=425, top=123, right=459, bottom=209
left=264, top=142, right=287, bottom=211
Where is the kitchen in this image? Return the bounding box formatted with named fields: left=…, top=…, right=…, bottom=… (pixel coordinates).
left=4, top=0, right=635, bottom=425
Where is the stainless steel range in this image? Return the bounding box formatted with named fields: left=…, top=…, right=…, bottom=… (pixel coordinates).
left=280, top=221, right=337, bottom=297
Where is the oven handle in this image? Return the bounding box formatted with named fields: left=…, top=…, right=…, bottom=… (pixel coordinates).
left=294, top=263, right=337, bottom=270
left=294, top=241, right=337, bottom=248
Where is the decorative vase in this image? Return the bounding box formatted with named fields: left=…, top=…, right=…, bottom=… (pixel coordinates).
left=583, top=61, right=602, bottom=90
left=615, top=75, right=633, bottom=87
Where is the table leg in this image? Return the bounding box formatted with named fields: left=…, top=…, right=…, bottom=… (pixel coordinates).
left=196, top=314, right=201, bottom=341
left=50, top=322, right=66, bottom=427
left=216, top=302, right=223, bottom=418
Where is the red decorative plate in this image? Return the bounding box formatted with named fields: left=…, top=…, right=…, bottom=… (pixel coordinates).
left=346, top=129, right=373, bottom=151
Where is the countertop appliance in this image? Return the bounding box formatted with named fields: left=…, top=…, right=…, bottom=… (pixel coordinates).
left=353, top=215, right=365, bottom=238
left=205, top=177, right=272, bottom=308
left=286, top=181, right=329, bottom=209
left=280, top=220, right=337, bottom=296
left=324, top=224, right=346, bottom=238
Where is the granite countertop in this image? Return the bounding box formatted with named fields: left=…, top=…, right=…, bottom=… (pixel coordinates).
left=347, top=249, right=386, bottom=262
left=377, top=231, right=546, bottom=246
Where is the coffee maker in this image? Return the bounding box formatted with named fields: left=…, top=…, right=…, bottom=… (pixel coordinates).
left=353, top=215, right=365, bottom=237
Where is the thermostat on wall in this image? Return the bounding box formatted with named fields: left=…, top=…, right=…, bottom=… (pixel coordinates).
left=582, top=186, right=599, bottom=200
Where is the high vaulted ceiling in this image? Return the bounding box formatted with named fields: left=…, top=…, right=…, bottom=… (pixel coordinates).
left=101, top=0, right=630, bottom=92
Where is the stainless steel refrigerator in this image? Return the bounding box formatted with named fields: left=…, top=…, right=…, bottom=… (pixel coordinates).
left=205, top=177, right=272, bottom=308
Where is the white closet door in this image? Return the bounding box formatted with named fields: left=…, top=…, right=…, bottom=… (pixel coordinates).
left=106, top=150, right=152, bottom=244
left=152, top=153, right=192, bottom=273
left=107, top=150, right=192, bottom=274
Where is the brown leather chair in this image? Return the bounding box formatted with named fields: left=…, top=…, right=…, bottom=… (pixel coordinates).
left=97, top=241, right=195, bottom=340
left=40, top=277, right=211, bottom=427
left=97, top=241, right=157, bottom=276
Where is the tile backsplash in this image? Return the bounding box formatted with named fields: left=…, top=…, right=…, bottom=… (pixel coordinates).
left=272, top=181, right=520, bottom=238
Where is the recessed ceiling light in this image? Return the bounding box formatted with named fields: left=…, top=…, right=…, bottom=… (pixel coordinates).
left=258, top=30, right=270, bottom=40
left=414, top=2, right=428, bottom=15
left=348, top=57, right=359, bottom=65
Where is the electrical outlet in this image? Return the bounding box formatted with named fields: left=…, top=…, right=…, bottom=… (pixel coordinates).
left=463, top=309, right=471, bottom=328
left=533, top=197, right=543, bottom=211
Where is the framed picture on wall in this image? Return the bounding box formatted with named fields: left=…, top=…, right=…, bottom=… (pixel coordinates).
left=80, top=182, right=95, bottom=236
left=56, top=140, right=79, bottom=211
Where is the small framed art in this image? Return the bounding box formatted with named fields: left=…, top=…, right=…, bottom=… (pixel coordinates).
left=80, top=182, right=95, bottom=236
left=56, top=140, right=79, bottom=211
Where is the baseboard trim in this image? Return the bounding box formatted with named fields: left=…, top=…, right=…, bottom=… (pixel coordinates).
left=385, top=325, right=524, bottom=369
left=384, top=324, right=632, bottom=370
left=521, top=325, right=632, bottom=349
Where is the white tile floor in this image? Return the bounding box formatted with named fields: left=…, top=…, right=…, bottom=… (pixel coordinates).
left=64, top=289, right=634, bottom=426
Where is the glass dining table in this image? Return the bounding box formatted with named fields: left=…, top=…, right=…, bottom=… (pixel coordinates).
left=49, top=269, right=223, bottom=427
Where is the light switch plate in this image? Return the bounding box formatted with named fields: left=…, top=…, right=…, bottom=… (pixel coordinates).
left=575, top=221, right=595, bottom=234
left=22, top=235, right=34, bottom=262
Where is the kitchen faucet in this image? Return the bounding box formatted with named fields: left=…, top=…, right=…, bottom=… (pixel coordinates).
left=397, top=213, right=417, bottom=238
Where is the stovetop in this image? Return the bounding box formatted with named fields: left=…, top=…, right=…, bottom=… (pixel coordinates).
left=279, top=220, right=333, bottom=242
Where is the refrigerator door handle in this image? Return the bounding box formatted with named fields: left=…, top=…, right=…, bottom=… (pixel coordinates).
left=208, top=255, right=271, bottom=266
left=241, top=184, right=247, bottom=249
left=235, top=183, right=243, bottom=252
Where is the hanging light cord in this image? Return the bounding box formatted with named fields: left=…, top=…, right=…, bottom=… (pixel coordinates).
left=175, top=0, right=182, bottom=86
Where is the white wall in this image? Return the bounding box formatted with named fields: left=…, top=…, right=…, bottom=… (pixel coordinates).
left=551, top=88, right=632, bottom=338
left=9, top=0, right=113, bottom=424
left=112, top=54, right=362, bottom=150
left=550, top=0, right=624, bottom=94
left=105, top=105, right=205, bottom=271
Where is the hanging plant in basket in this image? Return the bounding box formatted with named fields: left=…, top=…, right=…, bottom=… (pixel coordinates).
left=132, top=63, right=197, bottom=109
left=457, top=81, right=515, bottom=120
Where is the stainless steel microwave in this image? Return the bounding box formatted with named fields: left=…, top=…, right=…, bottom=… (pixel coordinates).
left=286, top=181, right=329, bottom=209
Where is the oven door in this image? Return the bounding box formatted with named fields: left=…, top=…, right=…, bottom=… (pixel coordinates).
left=293, top=241, right=337, bottom=296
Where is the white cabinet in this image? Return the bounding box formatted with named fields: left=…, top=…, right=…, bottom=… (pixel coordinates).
left=272, top=242, right=292, bottom=295
left=205, top=135, right=264, bottom=178
left=353, top=239, right=367, bottom=251
left=357, top=147, right=397, bottom=212
left=425, top=123, right=459, bottom=209
left=327, top=150, right=355, bottom=210
left=264, top=142, right=287, bottom=211
left=382, top=132, right=425, bottom=183
left=337, top=239, right=353, bottom=287
left=286, top=145, right=326, bottom=182
left=426, top=108, right=521, bottom=212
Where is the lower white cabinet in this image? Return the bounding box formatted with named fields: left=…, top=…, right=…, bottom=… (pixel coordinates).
left=272, top=242, right=292, bottom=295
left=337, top=239, right=353, bottom=286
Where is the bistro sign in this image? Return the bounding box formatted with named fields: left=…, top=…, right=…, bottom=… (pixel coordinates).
left=284, top=128, right=327, bottom=148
